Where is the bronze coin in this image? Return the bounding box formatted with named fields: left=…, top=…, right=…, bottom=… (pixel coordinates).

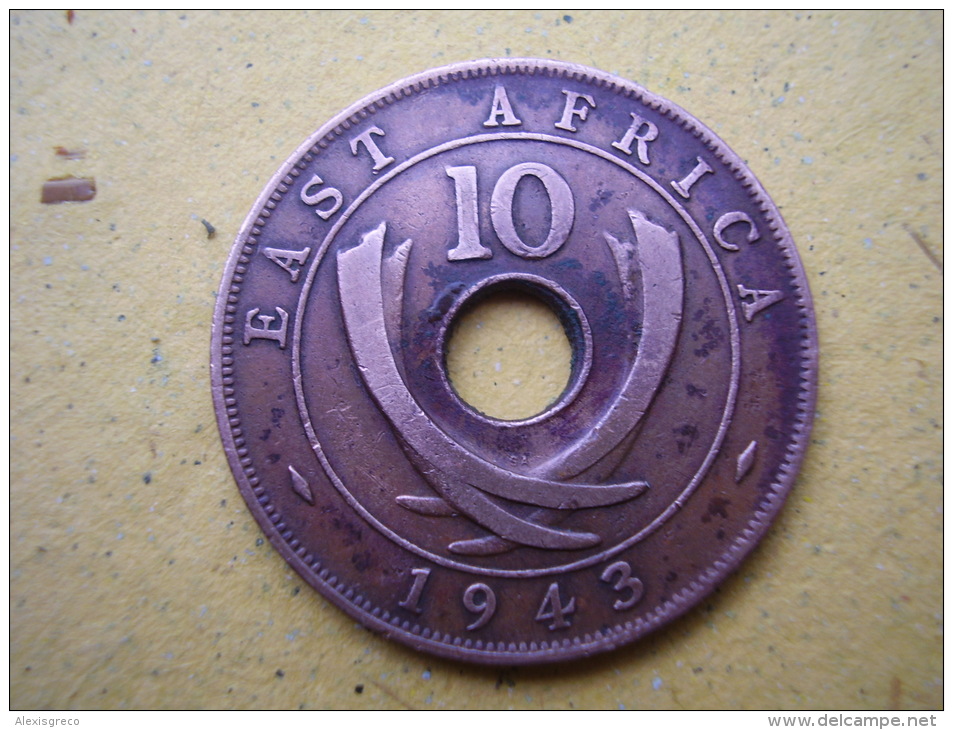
left=211, top=58, right=817, bottom=664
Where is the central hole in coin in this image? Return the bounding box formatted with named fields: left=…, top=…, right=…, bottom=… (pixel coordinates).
left=445, top=290, right=573, bottom=421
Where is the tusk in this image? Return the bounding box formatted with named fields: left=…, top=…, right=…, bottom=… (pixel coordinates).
left=337, top=223, right=647, bottom=511
left=532, top=209, right=684, bottom=481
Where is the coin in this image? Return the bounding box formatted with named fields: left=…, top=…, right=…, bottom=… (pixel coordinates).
left=211, top=58, right=817, bottom=664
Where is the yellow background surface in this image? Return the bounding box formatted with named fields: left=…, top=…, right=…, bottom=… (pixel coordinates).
left=10, top=10, right=942, bottom=710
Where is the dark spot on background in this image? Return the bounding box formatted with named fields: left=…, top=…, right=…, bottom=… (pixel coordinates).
left=54, top=145, right=85, bottom=159
left=589, top=188, right=613, bottom=212
left=702, top=496, right=731, bottom=523
left=673, top=423, right=698, bottom=454
left=41, top=177, right=96, bottom=204
left=686, top=383, right=707, bottom=398
left=351, top=551, right=373, bottom=572
left=495, top=671, right=516, bottom=689
left=332, top=517, right=363, bottom=546
left=425, top=281, right=467, bottom=323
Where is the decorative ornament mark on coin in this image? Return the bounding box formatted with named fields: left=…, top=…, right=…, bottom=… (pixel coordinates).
left=211, top=59, right=817, bottom=664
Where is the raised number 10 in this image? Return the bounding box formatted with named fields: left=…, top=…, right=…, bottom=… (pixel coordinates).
left=446, top=162, right=575, bottom=262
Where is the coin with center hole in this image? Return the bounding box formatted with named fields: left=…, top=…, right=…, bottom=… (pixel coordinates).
left=211, top=58, right=817, bottom=664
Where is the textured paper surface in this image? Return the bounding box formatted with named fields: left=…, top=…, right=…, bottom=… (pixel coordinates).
left=11, top=10, right=941, bottom=710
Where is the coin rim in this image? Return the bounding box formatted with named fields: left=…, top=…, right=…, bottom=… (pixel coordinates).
left=211, top=57, right=818, bottom=665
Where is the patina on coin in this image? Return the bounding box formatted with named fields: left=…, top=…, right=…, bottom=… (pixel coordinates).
left=211, top=59, right=817, bottom=664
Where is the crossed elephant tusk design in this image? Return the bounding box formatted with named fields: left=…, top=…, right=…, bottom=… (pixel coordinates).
left=336, top=210, right=683, bottom=553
